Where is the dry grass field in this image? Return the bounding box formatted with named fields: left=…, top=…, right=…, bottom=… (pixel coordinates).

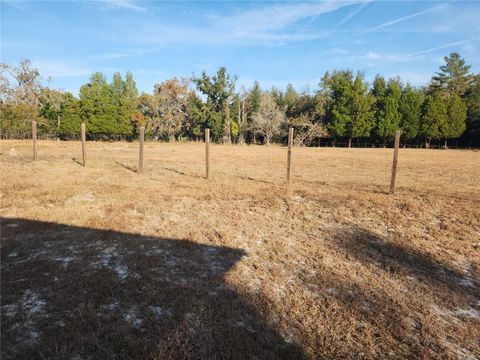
left=1, top=140, right=479, bottom=360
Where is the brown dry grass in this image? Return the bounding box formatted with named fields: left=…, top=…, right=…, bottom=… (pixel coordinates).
left=1, top=140, right=479, bottom=359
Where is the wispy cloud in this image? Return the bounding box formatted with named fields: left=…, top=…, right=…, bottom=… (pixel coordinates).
left=90, top=49, right=152, bottom=61
left=101, top=0, right=146, bottom=13
left=132, top=1, right=364, bottom=46
left=338, top=1, right=370, bottom=26
left=357, top=6, right=437, bottom=36
left=408, top=37, right=480, bottom=56
left=216, top=1, right=362, bottom=33
left=359, top=51, right=416, bottom=62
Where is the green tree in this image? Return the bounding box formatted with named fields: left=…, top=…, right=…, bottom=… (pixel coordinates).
left=421, top=95, right=447, bottom=148
left=431, top=53, right=473, bottom=96
left=323, top=70, right=353, bottom=145
left=464, top=75, right=480, bottom=145
left=441, top=94, right=467, bottom=148
left=79, top=72, right=117, bottom=136
left=79, top=72, right=137, bottom=138
left=186, top=92, right=209, bottom=140
left=348, top=73, right=375, bottom=147
left=375, top=78, right=402, bottom=146
left=123, top=71, right=138, bottom=135
left=193, top=67, right=236, bottom=143
left=58, top=92, right=82, bottom=137
left=399, top=84, right=423, bottom=145
left=371, top=75, right=386, bottom=99
left=323, top=70, right=374, bottom=147
left=244, top=81, right=261, bottom=143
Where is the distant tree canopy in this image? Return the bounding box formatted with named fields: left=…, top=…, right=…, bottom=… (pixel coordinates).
left=1, top=53, right=478, bottom=147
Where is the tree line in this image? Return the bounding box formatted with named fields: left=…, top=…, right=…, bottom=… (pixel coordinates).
left=1, top=53, right=479, bottom=147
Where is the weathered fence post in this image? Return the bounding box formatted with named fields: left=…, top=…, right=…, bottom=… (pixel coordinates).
left=32, top=120, right=37, bottom=161
left=390, top=130, right=400, bottom=194
left=205, top=128, right=210, bottom=179
left=81, top=122, right=86, bottom=167
left=286, top=127, right=293, bottom=185
left=138, top=126, right=145, bottom=173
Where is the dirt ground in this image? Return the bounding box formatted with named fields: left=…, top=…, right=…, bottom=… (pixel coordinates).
left=1, top=140, right=479, bottom=360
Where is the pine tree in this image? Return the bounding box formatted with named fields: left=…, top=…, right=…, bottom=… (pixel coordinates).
left=431, top=52, right=473, bottom=96
left=123, top=71, right=138, bottom=135
left=375, top=78, right=402, bottom=146
left=441, top=94, right=467, bottom=148
left=348, top=73, right=375, bottom=147
left=58, top=93, right=82, bottom=137
left=246, top=81, right=261, bottom=143
left=80, top=72, right=118, bottom=137
left=324, top=70, right=353, bottom=145
left=399, top=84, right=423, bottom=145
left=193, top=67, right=236, bottom=143
left=421, top=95, right=447, bottom=148
left=464, top=75, right=480, bottom=145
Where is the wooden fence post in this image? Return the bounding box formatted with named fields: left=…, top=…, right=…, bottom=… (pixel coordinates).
left=286, top=127, right=293, bottom=185
left=138, top=126, right=145, bottom=173
left=32, top=120, right=37, bottom=161
left=205, top=128, right=210, bottom=179
left=81, top=122, right=86, bottom=167
left=390, top=130, right=400, bottom=194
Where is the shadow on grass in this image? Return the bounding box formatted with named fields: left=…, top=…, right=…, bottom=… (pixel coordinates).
left=333, top=226, right=479, bottom=301
left=161, top=167, right=203, bottom=179
left=71, top=157, right=84, bottom=167
left=1, top=218, right=304, bottom=360
left=238, top=176, right=275, bottom=185
left=115, top=161, right=137, bottom=173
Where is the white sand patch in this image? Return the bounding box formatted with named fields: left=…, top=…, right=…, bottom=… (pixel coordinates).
left=247, top=278, right=262, bottom=292
left=455, top=308, right=480, bottom=319
left=431, top=304, right=479, bottom=323
left=115, top=264, right=128, bottom=280
left=361, top=300, right=373, bottom=312
left=21, top=290, right=47, bottom=316
left=146, top=247, right=169, bottom=256
left=459, top=277, right=475, bottom=287
left=55, top=255, right=78, bottom=267
left=13, top=290, right=48, bottom=345
left=70, top=192, right=96, bottom=202
left=2, top=303, right=17, bottom=317
left=148, top=306, right=171, bottom=319
left=455, top=347, right=478, bottom=360
left=325, top=287, right=339, bottom=295
left=292, top=195, right=305, bottom=203
left=90, top=246, right=129, bottom=280
left=208, top=261, right=225, bottom=273
left=167, top=213, right=184, bottom=223
left=128, top=209, right=143, bottom=217
left=90, top=246, right=118, bottom=268
left=107, top=301, right=119, bottom=311
left=123, top=307, right=143, bottom=329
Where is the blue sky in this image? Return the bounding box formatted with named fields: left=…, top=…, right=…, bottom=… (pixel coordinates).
left=1, top=0, right=479, bottom=95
